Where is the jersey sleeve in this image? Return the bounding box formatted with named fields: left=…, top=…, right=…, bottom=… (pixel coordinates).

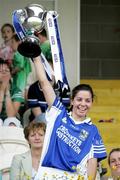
left=92, top=129, right=107, bottom=161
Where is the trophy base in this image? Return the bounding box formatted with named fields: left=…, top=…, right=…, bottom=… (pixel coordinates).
left=18, top=37, right=41, bottom=58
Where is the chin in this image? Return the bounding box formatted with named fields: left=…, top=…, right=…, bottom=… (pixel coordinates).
left=79, top=113, right=86, bottom=118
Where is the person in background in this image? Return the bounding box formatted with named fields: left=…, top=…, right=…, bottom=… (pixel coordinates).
left=10, top=121, right=46, bottom=180
left=36, top=28, right=53, bottom=67
left=11, top=34, right=32, bottom=96
left=31, top=55, right=107, bottom=180
left=27, top=79, right=71, bottom=122
left=0, top=58, right=24, bottom=121
left=0, top=23, right=15, bottom=66
left=102, top=148, right=120, bottom=180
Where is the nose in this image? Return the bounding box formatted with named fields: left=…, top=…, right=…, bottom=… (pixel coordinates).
left=81, top=100, right=86, bottom=106
left=116, top=160, right=120, bottom=166
left=35, top=133, right=40, bottom=139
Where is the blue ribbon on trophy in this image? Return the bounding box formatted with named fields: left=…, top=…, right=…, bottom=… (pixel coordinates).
left=12, top=4, right=69, bottom=89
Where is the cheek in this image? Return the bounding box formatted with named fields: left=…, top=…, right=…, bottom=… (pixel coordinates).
left=28, top=137, right=34, bottom=144
left=41, top=136, right=45, bottom=142
left=87, top=103, right=92, bottom=108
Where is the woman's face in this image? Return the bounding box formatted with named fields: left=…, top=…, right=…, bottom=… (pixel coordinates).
left=0, top=63, right=11, bottom=81
left=2, top=26, right=14, bottom=42
left=109, top=151, right=120, bottom=177
left=71, top=90, right=93, bottom=120
left=28, top=128, right=45, bottom=149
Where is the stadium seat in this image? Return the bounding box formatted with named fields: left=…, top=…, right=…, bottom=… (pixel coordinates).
left=0, top=126, right=29, bottom=180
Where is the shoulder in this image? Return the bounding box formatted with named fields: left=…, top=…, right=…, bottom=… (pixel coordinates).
left=90, top=123, right=99, bottom=132
left=13, top=151, right=31, bottom=161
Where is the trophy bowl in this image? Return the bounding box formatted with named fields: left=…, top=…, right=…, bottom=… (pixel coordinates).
left=17, top=4, right=47, bottom=58
left=18, top=35, right=41, bottom=58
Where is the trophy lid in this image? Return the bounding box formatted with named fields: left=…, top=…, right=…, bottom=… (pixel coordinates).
left=22, top=4, right=47, bottom=33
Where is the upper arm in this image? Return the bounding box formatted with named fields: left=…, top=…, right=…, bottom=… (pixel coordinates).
left=40, top=79, right=56, bottom=108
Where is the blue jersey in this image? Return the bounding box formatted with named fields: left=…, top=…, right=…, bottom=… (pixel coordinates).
left=39, top=98, right=107, bottom=177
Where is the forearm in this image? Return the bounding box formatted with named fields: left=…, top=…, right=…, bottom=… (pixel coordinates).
left=87, top=158, right=97, bottom=180
left=5, top=90, right=17, bottom=116
left=33, top=56, right=56, bottom=107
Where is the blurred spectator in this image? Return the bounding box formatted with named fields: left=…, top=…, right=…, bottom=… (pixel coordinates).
left=11, top=34, right=32, bottom=96
left=102, top=148, right=120, bottom=180
left=0, top=23, right=15, bottom=66
left=10, top=121, right=46, bottom=179
left=36, top=28, right=53, bottom=66
left=27, top=80, right=71, bottom=122
left=0, top=58, right=24, bottom=122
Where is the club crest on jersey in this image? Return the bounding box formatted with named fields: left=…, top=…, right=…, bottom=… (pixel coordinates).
left=62, top=117, right=67, bottom=124
left=79, top=129, right=89, bottom=141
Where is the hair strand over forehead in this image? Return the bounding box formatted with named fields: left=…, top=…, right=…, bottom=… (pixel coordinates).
left=71, top=84, right=95, bottom=101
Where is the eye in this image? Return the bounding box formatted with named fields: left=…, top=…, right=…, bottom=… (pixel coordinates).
left=30, top=133, right=35, bottom=137
left=85, top=99, right=92, bottom=103
left=110, top=159, right=116, bottom=163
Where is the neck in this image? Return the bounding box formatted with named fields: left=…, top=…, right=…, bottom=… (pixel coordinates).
left=31, top=148, right=42, bottom=159
left=4, top=39, right=12, bottom=46
left=31, top=148, right=42, bottom=171
left=71, top=112, right=86, bottom=122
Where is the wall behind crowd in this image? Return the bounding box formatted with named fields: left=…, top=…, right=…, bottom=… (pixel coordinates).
left=0, top=0, right=80, bottom=89
left=81, top=0, right=120, bottom=79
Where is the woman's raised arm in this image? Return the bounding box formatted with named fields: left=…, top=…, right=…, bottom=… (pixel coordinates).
left=33, top=56, right=56, bottom=108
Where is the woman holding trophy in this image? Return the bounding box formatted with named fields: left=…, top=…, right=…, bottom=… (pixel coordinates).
left=12, top=4, right=107, bottom=179
left=29, top=54, right=106, bottom=180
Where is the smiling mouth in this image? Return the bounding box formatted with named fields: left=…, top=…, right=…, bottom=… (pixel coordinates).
left=80, top=108, right=86, bottom=112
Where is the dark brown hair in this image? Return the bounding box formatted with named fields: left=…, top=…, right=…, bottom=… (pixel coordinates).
left=1, top=23, right=15, bottom=33
left=71, top=84, right=95, bottom=102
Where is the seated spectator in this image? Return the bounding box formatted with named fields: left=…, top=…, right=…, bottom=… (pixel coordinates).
left=0, top=124, right=29, bottom=179
left=0, top=58, right=24, bottom=122
left=10, top=121, right=46, bottom=180
left=102, top=148, right=120, bottom=180
left=27, top=80, right=71, bottom=122
left=0, top=23, right=15, bottom=66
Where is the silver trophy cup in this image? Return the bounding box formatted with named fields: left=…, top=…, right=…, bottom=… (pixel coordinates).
left=16, top=4, right=47, bottom=58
